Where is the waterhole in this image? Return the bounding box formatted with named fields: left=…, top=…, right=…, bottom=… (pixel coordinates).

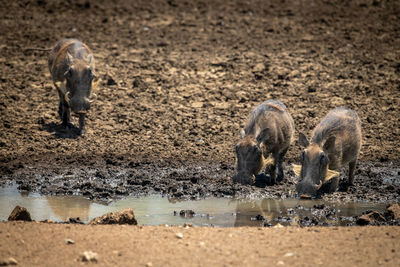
left=0, top=184, right=387, bottom=227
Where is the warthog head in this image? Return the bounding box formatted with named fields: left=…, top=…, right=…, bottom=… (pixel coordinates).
left=233, top=135, right=265, bottom=185
left=294, top=133, right=339, bottom=197
left=63, top=52, right=96, bottom=114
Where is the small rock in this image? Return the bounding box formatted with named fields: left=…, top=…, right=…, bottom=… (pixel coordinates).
left=68, top=217, right=84, bottom=224
left=79, top=251, right=98, bottom=263
left=179, top=210, right=195, bottom=218
left=253, top=63, right=265, bottom=72
left=284, top=252, right=294, bottom=257
left=356, top=211, right=386, bottom=225
left=385, top=203, right=400, bottom=220
left=8, top=206, right=32, bottom=221
left=183, top=223, right=193, bottom=228
left=277, top=260, right=285, bottom=265
left=106, top=76, right=117, bottom=86
left=191, top=102, right=203, bottom=108
left=89, top=208, right=138, bottom=225
left=145, top=262, right=153, bottom=267
left=273, top=223, right=284, bottom=228
left=0, top=257, right=18, bottom=266
left=112, top=250, right=122, bottom=256
left=199, top=241, right=205, bottom=247
left=176, top=232, right=183, bottom=239
left=65, top=239, right=74, bottom=245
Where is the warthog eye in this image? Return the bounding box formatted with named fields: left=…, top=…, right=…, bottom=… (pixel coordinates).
left=300, top=150, right=305, bottom=163
left=64, top=67, right=73, bottom=78
left=319, top=153, right=328, bottom=165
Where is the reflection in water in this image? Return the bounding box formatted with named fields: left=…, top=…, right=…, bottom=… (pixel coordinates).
left=46, top=196, right=92, bottom=222
left=0, top=184, right=387, bottom=227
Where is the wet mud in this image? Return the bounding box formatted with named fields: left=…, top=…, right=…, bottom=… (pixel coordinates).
left=0, top=0, right=399, bottom=225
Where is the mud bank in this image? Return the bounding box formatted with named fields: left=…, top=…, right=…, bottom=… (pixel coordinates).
left=1, top=161, right=399, bottom=203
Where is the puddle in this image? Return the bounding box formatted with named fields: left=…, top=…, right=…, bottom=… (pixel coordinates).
left=0, top=185, right=388, bottom=227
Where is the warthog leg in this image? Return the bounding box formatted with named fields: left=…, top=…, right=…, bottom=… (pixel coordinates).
left=78, top=113, right=86, bottom=135
left=54, top=81, right=71, bottom=127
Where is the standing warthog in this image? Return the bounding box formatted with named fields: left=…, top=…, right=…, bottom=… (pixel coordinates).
left=48, top=38, right=96, bottom=134
left=294, top=107, right=362, bottom=197
left=233, top=100, right=295, bottom=185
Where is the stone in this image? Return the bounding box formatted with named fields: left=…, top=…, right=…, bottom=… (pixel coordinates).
left=65, top=239, right=74, bottom=245
left=179, top=210, right=195, bottom=218
left=356, top=211, right=386, bottom=225
left=183, top=222, right=193, bottom=228
left=79, top=251, right=98, bottom=263
left=8, top=206, right=32, bottom=221
left=385, top=203, right=400, bottom=220
left=176, top=232, right=183, bottom=239
left=253, top=63, right=265, bottom=72
left=89, top=208, right=138, bottom=225
left=0, top=257, right=18, bottom=266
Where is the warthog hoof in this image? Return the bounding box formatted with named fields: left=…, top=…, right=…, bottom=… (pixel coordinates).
left=232, top=173, right=255, bottom=185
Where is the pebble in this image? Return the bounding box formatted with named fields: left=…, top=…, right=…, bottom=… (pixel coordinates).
left=176, top=232, right=183, bottom=239
left=0, top=257, right=18, bottom=266
left=183, top=223, right=193, bottom=228
left=65, top=239, right=74, bottom=245
left=145, top=262, right=153, bottom=267
left=80, top=251, right=98, bottom=263
left=284, top=252, right=294, bottom=257
left=277, top=260, right=285, bottom=265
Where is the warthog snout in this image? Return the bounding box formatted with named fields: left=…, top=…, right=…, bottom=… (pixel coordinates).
left=296, top=180, right=323, bottom=197
left=70, top=96, right=91, bottom=114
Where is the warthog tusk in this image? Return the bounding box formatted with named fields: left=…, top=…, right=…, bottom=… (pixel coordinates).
left=316, top=179, right=323, bottom=189
left=88, top=93, right=97, bottom=104
left=64, top=91, right=70, bottom=103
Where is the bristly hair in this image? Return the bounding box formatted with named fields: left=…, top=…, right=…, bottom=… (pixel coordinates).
left=244, top=100, right=286, bottom=135
left=311, top=107, right=359, bottom=145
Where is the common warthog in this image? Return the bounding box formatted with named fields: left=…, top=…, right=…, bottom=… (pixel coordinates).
left=294, top=107, right=362, bottom=197
left=48, top=38, right=96, bottom=134
left=233, top=100, right=295, bottom=185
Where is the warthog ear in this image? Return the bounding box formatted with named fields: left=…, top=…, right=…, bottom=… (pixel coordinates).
left=87, top=54, right=94, bottom=65
left=66, top=52, right=74, bottom=65
left=240, top=129, right=245, bottom=139
left=292, top=164, right=302, bottom=177
left=325, top=169, right=340, bottom=182
left=298, top=132, right=309, bottom=147
left=323, top=136, right=336, bottom=153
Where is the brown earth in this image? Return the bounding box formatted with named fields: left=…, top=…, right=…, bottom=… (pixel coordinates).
left=0, top=1, right=400, bottom=264
left=0, top=0, right=399, bottom=202
left=0, top=222, right=399, bottom=266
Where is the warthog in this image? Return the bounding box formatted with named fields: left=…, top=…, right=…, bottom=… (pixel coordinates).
left=233, top=100, right=295, bottom=185
left=48, top=38, right=96, bottom=134
left=294, top=107, right=362, bottom=197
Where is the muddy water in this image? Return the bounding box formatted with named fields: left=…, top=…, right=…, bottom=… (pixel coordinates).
left=0, top=184, right=387, bottom=227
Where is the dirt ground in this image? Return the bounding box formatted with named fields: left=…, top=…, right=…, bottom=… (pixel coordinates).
left=0, top=0, right=400, bottom=265
left=0, top=222, right=399, bottom=266
left=0, top=0, right=399, bottom=202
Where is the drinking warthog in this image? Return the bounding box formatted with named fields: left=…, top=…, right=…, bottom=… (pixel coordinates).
left=48, top=38, right=96, bottom=134
left=294, top=107, right=362, bottom=197
left=233, top=100, right=295, bottom=185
